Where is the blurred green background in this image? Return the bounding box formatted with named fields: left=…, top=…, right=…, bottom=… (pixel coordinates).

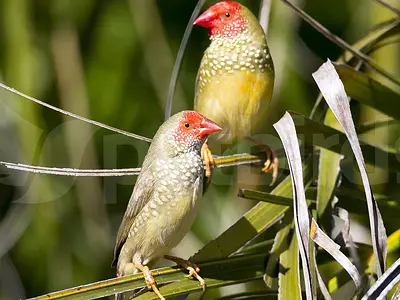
left=0, top=0, right=398, bottom=299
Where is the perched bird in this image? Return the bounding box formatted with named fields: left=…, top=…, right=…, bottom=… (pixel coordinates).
left=194, top=1, right=278, bottom=182
left=113, top=111, right=221, bottom=300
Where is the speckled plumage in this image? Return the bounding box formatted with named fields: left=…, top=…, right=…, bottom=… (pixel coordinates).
left=194, top=1, right=274, bottom=144
left=113, top=111, right=219, bottom=276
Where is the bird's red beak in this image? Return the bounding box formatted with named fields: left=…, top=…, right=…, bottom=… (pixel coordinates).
left=198, top=118, right=222, bottom=138
left=194, top=9, right=217, bottom=27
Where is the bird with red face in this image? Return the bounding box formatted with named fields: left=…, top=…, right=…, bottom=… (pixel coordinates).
left=113, top=111, right=221, bottom=300
left=194, top=1, right=277, bottom=182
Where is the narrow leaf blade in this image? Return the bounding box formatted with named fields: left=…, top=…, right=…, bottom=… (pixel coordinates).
left=312, top=60, right=387, bottom=276
left=362, top=257, right=400, bottom=300
left=273, top=112, right=314, bottom=300
left=310, top=219, right=362, bottom=294
left=279, top=234, right=301, bottom=300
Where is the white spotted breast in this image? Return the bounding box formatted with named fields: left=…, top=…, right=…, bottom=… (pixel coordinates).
left=195, top=30, right=274, bottom=143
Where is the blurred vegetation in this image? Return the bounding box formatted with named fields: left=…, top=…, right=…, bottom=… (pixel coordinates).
left=0, top=0, right=399, bottom=299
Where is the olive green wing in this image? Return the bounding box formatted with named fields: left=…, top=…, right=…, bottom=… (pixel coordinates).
left=112, top=161, right=156, bottom=266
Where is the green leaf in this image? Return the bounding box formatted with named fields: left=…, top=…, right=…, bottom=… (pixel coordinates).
left=238, top=189, right=292, bottom=206
left=279, top=233, right=301, bottom=299
left=316, top=148, right=342, bottom=221
left=336, top=64, right=400, bottom=121
left=264, top=217, right=293, bottom=287
left=317, top=109, right=343, bottom=229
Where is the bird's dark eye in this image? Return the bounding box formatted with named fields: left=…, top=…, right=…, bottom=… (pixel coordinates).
left=225, top=12, right=231, bottom=18
left=184, top=122, right=190, bottom=128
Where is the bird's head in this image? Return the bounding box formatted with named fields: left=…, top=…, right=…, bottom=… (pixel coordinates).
left=155, top=111, right=221, bottom=156
left=194, top=1, right=249, bottom=38
left=173, top=111, right=222, bottom=145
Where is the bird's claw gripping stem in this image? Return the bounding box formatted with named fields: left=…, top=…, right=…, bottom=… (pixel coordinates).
left=164, top=255, right=206, bottom=290
left=261, top=147, right=278, bottom=186
left=245, top=136, right=279, bottom=186
left=201, top=143, right=215, bottom=181
left=134, top=263, right=165, bottom=300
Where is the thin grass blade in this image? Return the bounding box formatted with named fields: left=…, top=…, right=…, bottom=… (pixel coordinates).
left=0, top=82, right=152, bottom=142
left=0, top=153, right=268, bottom=177
left=312, top=60, right=387, bottom=276
left=362, top=257, right=400, bottom=300
left=264, top=217, right=293, bottom=287
left=164, top=0, right=206, bottom=120
left=279, top=233, right=301, bottom=300
left=273, top=112, right=314, bottom=300
left=310, top=219, right=362, bottom=294
left=0, top=162, right=141, bottom=176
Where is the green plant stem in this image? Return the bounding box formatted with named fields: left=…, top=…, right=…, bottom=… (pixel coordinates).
left=29, top=253, right=268, bottom=300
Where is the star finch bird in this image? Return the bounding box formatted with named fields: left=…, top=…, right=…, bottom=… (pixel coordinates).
left=194, top=1, right=278, bottom=182
left=113, top=111, right=221, bottom=300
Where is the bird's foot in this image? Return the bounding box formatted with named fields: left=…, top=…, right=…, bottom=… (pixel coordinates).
left=201, top=143, right=215, bottom=182
left=134, top=263, right=165, bottom=300
left=164, top=255, right=206, bottom=290
left=245, top=136, right=279, bottom=186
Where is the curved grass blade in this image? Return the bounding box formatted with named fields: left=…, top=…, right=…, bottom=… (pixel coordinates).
left=312, top=60, right=387, bottom=277
left=0, top=82, right=152, bottom=143
left=29, top=253, right=267, bottom=300
left=362, top=257, right=400, bottom=300
left=164, top=0, right=206, bottom=120
left=335, top=208, right=362, bottom=271
left=310, top=219, right=362, bottom=294
left=273, top=112, right=314, bottom=300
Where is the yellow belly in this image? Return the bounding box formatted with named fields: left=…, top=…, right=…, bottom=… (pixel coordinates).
left=195, top=70, right=274, bottom=144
